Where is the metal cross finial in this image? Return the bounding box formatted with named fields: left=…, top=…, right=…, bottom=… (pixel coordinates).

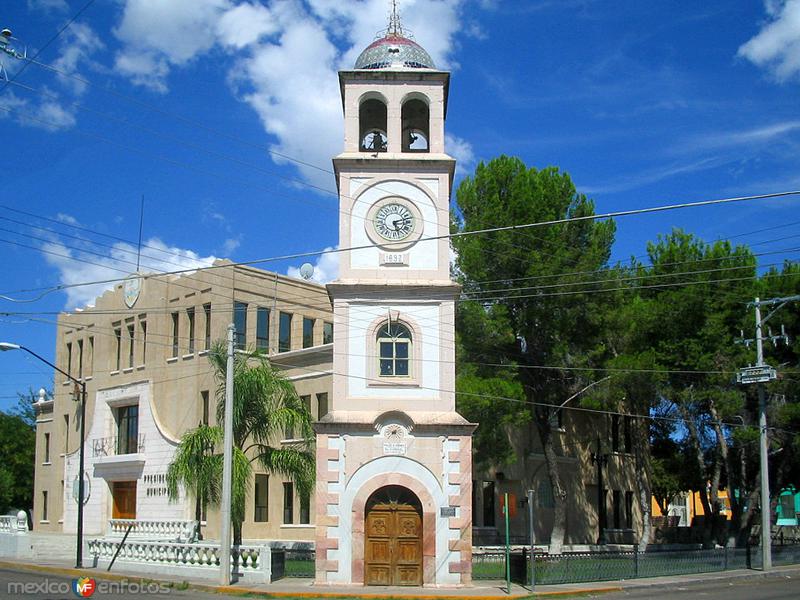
left=388, top=0, right=404, bottom=36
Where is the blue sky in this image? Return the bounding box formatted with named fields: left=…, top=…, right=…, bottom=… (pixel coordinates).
left=1, top=0, right=799, bottom=410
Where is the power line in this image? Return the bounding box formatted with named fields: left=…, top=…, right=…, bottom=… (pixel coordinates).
left=0, top=189, right=797, bottom=303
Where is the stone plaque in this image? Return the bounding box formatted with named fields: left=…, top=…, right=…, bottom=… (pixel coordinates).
left=440, top=506, right=456, bottom=518
left=382, top=442, right=406, bottom=455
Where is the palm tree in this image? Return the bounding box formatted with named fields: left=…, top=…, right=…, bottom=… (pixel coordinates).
left=166, top=424, right=221, bottom=540
left=167, top=341, right=315, bottom=546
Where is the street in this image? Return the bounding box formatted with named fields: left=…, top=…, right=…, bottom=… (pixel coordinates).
left=0, top=567, right=223, bottom=600
left=1, top=566, right=798, bottom=600
left=583, top=575, right=798, bottom=600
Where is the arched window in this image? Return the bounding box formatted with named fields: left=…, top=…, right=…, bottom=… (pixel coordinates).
left=360, top=98, right=388, bottom=152
left=401, top=98, right=429, bottom=153
left=377, top=322, right=411, bottom=376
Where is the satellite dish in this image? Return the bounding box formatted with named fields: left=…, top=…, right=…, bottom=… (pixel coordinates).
left=299, top=263, right=314, bottom=280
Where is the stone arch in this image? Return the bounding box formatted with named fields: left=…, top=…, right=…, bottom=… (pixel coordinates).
left=359, top=93, right=388, bottom=152
left=401, top=94, right=430, bottom=153
left=351, top=473, right=436, bottom=584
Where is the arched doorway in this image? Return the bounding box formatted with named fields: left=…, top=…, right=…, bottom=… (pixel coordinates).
left=364, top=485, right=423, bottom=586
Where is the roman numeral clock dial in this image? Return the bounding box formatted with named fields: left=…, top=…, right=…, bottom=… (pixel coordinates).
left=375, top=203, right=414, bottom=240
left=365, top=197, right=423, bottom=251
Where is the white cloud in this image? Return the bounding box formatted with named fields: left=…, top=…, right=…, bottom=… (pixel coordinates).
left=287, top=246, right=339, bottom=283
left=580, top=157, right=722, bottom=195
left=52, top=22, right=104, bottom=95
left=43, top=237, right=217, bottom=309
left=739, top=0, right=800, bottom=82
left=216, top=2, right=280, bottom=48
left=685, top=120, right=800, bottom=152
left=113, top=0, right=232, bottom=90
left=0, top=22, right=102, bottom=131
left=56, top=213, right=79, bottom=226
left=222, top=237, right=241, bottom=254
left=111, top=0, right=467, bottom=189
left=27, top=0, right=69, bottom=12
left=0, top=90, right=76, bottom=132
left=445, top=132, right=475, bottom=178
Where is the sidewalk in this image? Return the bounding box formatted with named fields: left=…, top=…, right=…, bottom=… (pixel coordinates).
left=2, top=557, right=799, bottom=599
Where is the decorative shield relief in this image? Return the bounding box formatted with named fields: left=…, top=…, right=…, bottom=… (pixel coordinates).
left=123, top=275, right=142, bottom=308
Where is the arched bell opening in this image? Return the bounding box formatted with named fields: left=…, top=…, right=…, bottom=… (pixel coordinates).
left=401, top=98, right=429, bottom=153
left=360, top=98, right=388, bottom=152
left=364, top=485, right=423, bottom=586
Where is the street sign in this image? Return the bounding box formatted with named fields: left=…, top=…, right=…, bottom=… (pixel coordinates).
left=737, top=365, right=777, bottom=384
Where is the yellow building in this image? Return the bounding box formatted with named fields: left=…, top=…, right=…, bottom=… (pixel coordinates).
left=33, top=260, right=333, bottom=544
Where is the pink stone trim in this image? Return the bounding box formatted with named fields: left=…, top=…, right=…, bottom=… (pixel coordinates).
left=349, top=472, right=438, bottom=585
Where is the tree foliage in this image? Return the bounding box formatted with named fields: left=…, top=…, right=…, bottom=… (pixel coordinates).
left=167, top=342, right=315, bottom=545
left=452, top=155, right=616, bottom=549
left=0, top=390, right=39, bottom=513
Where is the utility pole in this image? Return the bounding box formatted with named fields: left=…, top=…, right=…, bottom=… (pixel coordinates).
left=754, top=299, right=771, bottom=570
left=737, top=294, right=799, bottom=570
left=219, top=324, right=235, bottom=585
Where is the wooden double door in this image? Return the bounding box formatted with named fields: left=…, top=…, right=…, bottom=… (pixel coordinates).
left=364, top=486, right=423, bottom=586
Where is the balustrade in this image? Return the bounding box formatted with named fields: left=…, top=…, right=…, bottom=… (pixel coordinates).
left=87, top=539, right=263, bottom=572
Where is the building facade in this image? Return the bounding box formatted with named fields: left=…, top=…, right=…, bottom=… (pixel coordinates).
left=312, top=24, right=475, bottom=587
left=33, top=261, right=333, bottom=543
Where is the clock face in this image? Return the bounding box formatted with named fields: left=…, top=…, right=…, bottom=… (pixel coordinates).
left=373, top=202, right=414, bottom=241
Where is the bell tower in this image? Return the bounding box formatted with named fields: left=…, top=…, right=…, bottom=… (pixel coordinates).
left=314, top=5, right=475, bottom=587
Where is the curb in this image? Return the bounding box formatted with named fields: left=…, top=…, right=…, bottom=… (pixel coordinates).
left=20, top=559, right=800, bottom=599
left=0, top=560, right=623, bottom=598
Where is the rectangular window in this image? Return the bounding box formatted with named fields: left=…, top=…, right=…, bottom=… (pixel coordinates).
left=611, top=414, right=620, bottom=452
left=127, top=323, right=135, bottom=368
left=171, top=312, right=179, bottom=358
left=279, top=312, right=292, bottom=353
left=187, top=307, right=195, bottom=354
left=625, top=491, right=634, bottom=529
left=613, top=490, right=622, bottom=529
left=283, top=482, right=294, bottom=524
left=255, top=474, right=269, bottom=522
left=201, top=390, right=210, bottom=426
left=44, top=432, right=50, bottom=463
left=317, top=392, right=328, bottom=420
left=116, top=405, right=139, bottom=455
left=300, top=494, right=310, bottom=524
left=234, top=302, right=247, bottom=350
left=256, top=307, right=270, bottom=351
left=303, top=317, right=314, bottom=348
left=63, top=414, right=69, bottom=454
left=482, top=481, right=495, bottom=527
left=380, top=339, right=409, bottom=376
left=66, top=341, right=72, bottom=377
left=77, top=339, right=83, bottom=380
left=300, top=395, right=311, bottom=418
left=323, top=321, right=333, bottom=345
left=623, top=416, right=633, bottom=453
left=114, top=327, right=122, bottom=371
left=87, top=337, right=94, bottom=377
left=203, top=303, right=212, bottom=350
left=140, top=321, right=147, bottom=365
left=42, top=491, right=48, bottom=522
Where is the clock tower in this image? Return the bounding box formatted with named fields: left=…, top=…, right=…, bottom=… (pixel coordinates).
left=314, top=9, right=475, bottom=587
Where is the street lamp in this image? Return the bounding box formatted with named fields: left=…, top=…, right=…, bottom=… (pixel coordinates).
left=0, top=342, right=87, bottom=568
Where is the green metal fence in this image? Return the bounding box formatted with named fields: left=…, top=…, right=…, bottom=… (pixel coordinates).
left=472, top=544, right=800, bottom=585
left=272, top=544, right=800, bottom=583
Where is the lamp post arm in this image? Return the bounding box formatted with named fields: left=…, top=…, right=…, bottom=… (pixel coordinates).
left=19, top=345, right=83, bottom=391
left=552, top=376, right=611, bottom=415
